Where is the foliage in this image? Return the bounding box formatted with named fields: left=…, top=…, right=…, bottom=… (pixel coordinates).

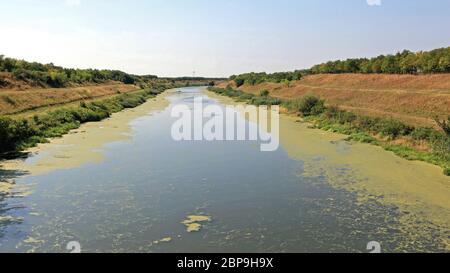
left=228, top=47, right=450, bottom=88
left=208, top=87, right=281, bottom=106
left=294, top=95, right=326, bottom=116
left=0, top=54, right=158, bottom=87
left=260, top=90, right=270, bottom=97
left=230, top=70, right=303, bottom=86
left=310, top=47, right=450, bottom=74
left=435, top=116, right=450, bottom=136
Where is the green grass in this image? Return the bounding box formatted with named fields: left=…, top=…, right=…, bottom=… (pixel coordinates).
left=208, top=86, right=281, bottom=106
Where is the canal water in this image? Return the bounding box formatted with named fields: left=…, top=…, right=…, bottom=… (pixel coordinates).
left=0, top=87, right=449, bottom=253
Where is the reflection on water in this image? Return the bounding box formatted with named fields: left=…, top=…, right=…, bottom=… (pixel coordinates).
left=0, top=87, right=449, bottom=253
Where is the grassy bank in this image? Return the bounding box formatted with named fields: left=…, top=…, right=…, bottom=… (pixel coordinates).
left=217, top=73, right=450, bottom=129
left=208, top=86, right=450, bottom=176
left=0, top=86, right=168, bottom=157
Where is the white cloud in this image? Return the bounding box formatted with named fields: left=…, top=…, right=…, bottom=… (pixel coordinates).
left=65, top=0, right=81, bottom=7
left=367, top=0, right=382, bottom=6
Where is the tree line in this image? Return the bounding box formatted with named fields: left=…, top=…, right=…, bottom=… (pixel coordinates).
left=0, top=55, right=158, bottom=88
left=228, top=47, right=450, bottom=87
left=311, top=47, right=450, bottom=74
left=230, top=71, right=304, bottom=87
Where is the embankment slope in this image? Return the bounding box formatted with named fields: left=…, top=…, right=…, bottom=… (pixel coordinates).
left=0, top=83, right=139, bottom=115
left=218, top=73, right=450, bottom=128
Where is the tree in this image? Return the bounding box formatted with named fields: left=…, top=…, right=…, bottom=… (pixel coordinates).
left=235, top=78, right=245, bottom=87
left=381, top=55, right=400, bottom=73
left=399, top=53, right=418, bottom=74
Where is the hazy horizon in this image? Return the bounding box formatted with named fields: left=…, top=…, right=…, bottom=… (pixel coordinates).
left=1, top=0, right=450, bottom=77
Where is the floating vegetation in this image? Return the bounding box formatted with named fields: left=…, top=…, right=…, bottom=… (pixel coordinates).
left=153, top=237, right=173, bottom=244
left=160, top=237, right=172, bottom=243
left=0, top=182, right=14, bottom=193
left=23, top=236, right=44, bottom=244
left=0, top=215, right=24, bottom=224
left=181, top=215, right=212, bottom=233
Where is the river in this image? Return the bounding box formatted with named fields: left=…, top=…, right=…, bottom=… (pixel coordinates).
left=0, top=87, right=449, bottom=253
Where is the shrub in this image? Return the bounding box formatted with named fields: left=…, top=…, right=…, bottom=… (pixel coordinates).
left=260, top=90, right=270, bottom=97
left=432, top=135, right=450, bottom=161
left=238, top=93, right=255, bottom=101
left=235, top=78, right=245, bottom=87
left=444, top=168, right=450, bottom=176
left=48, top=71, right=69, bottom=87
left=250, top=96, right=282, bottom=106
left=0, top=117, right=36, bottom=153
left=435, top=116, right=450, bottom=136
left=298, top=95, right=326, bottom=116
left=376, top=119, right=414, bottom=138
left=411, top=127, right=440, bottom=141
left=356, top=116, right=378, bottom=130
left=334, top=110, right=357, bottom=124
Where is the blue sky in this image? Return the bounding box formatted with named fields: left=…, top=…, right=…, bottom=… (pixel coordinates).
left=1, top=0, right=449, bottom=77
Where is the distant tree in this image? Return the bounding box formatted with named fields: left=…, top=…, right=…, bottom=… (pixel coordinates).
left=381, top=55, right=400, bottom=74
left=305, top=47, right=450, bottom=75
left=235, top=78, right=245, bottom=87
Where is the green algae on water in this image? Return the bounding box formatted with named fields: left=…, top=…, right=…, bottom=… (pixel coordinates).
left=181, top=215, right=212, bottom=233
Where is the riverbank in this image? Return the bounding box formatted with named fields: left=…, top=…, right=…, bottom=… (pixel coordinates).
left=207, top=86, right=450, bottom=176
left=0, top=91, right=170, bottom=179
left=217, top=73, right=450, bottom=128
left=204, top=87, right=450, bottom=251
left=0, top=80, right=195, bottom=157
left=0, top=82, right=140, bottom=115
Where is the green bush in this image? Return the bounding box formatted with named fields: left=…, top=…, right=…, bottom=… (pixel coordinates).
left=432, top=135, right=450, bottom=162
left=0, top=117, right=36, bottom=153
left=435, top=116, right=450, bottom=136
left=260, top=90, right=270, bottom=97
left=376, top=119, right=414, bottom=138
left=250, top=96, right=282, bottom=106
left=238, top=93, right=255, bottom=101
left=235, top=78, right=245, bottom=87
left=444, top=168, right=450, bottom=176
left=411, top=127, right=441, bottom=141
left=297, top=95, right=326, bottom=116
left=230, top=71, right=303, bottom=86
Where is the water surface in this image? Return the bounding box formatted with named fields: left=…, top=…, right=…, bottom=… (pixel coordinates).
left=0, top=87, right=449, bottom=253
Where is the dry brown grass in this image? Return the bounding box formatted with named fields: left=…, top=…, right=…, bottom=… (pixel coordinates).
left=0, top=83, right=138, bottom=115
left=218, top=73, right=450, bottom=128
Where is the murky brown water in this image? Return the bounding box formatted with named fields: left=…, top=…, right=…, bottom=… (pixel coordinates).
left=0, top=87, right=449, bottom=253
